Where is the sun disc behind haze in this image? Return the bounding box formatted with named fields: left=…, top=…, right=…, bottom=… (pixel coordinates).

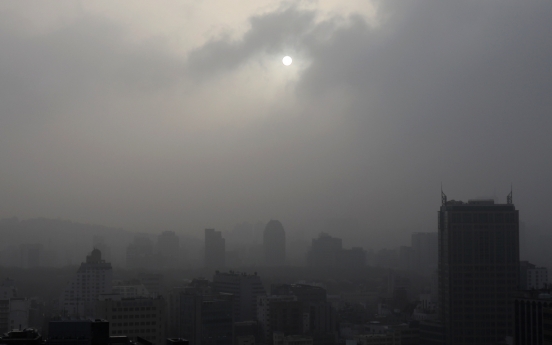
left=282, top=56, right=292, bottom=66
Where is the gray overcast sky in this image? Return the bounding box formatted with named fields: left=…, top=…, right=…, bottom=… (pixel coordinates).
left=1, top=1, right=551, bottom=247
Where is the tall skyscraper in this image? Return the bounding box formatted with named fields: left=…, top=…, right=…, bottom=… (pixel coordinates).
left=307, top=233, right=342, bottom=268
left=438, top=191, right=519, bottom=345
left=205, top=229, right=225, bottom=269
left=263, top=220, right=286, bottom=266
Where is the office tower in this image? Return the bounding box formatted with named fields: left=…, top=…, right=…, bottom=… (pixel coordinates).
left=307, top=233, right=342, bottom=268
left=96, top=295, right=166, bottom=345
left=213, top=272, right=266, bottom=322
left=263, top=220, right=286, bottom=266
left=59, top=248, right=113, bottom=317
left=438, top=191, right=519, bottom=345
left=411, top=232, right=438, bottom=275
left=205, top=229, right=225, bottom=269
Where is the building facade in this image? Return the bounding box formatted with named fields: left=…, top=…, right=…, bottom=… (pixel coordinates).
left=59, top=249, right=113, bottom=317
left=213, top=272, right=266, bottom=322
left=438, top=193, right=519, bottom=345
left=96, top=294, right=166, bottom=345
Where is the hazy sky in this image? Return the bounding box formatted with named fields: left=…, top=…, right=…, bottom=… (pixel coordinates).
left=1, top=1, right=551, bottom=247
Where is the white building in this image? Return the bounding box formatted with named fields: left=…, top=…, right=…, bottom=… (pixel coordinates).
left=59, top=248, right=113, bottom=317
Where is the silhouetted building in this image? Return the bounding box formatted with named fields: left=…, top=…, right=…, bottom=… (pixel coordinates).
left=213, top=272, right=265, bottom=322
left=271, top=284, right=336, bottom=343
left=48, top=319, right=108, bottom=345
left=158, top=231, right=181, bottom=268
left=263, top=221, right=286, bottom=267
left=59, top=249, right=113, bottom=317
left=411, top=232, right=438, bottom=275
left=126, top=236, right=155, bottom=270
left=257, top=296, right=303, bottom=345
left=438, top=193, right=519, bottom=345
left=234, top=321, right=259, bottom=345
left=167, top=285, right=233, bottom=345
left=308, top=233, right=342, bottom=268
left=205, top=229, right=225, bottom=269
left=337, top=248, right=366, bottom=269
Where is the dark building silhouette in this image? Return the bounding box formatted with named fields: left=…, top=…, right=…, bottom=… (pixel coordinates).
left=438, top=191, right=519, bottom=345
left=167, top=282, right=233, bottom=345
left=205, top=229, right=225, bottom=269
left=212, top=272, right=265, bottom=323
left=126, top=236, right=155, bottom=270
left=263, top=220, right=286, bottom=267
left=158, top=231, right=181, bottom=268
left=307, top=233, right=342, bottom=268
left=48, top=319, right=108, bottom=345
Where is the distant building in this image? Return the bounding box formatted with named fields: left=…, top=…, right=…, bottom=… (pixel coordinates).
left=411, top=232, right=438, bottom=275
left=112, top=280, right=151, bottom=298
left=167, top=284, right=233, bottom=345
left=0, top=278, right=17, bottom=300
left=308, top=233, right=342, bottom=268
left=438, top=193, right=519, bottom=344
left=263, top=220, right=286, bottom=267
left=520, top=261, right=548, bottom=290
left=126, top=236, right=155, bottom=270
left=213, top=271, right=266, bottom=322
left=96, top=295, right=166, bottom=345
left=59, top=249, right=113, bottom=317
left=158, top=231, right=181, bottom=268
left=205, top=229, right=225, bottom=269
left=271, top=284, right=336, bottom=338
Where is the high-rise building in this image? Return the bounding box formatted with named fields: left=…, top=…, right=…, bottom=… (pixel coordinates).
left=438, top=191, right=519, bottom=345
left=205, top=229, right=225, bottom=269
left=263, top=220, right=286, bottom=267
left=59, top=249, right=113, bottom=317
left=213, top=272, right=266, bottom=322
left=126, top=236, right=155, bottom=270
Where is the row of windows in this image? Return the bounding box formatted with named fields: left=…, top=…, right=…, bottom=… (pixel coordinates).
left=112, top=307, right=156, bottom=312
left=111, top=321, right=156, bottom=326
left=111, top=314, right=157, bottom=319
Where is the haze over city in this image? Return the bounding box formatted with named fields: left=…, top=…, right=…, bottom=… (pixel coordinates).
left=1, top=1, right=551, bottom=250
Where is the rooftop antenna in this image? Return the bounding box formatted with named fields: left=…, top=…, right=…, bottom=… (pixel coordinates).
left=441, top=183, right=447, bottom=206
left=507, top=184, right=513, bottom=204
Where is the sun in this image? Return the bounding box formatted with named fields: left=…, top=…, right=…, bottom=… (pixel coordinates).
left=282, top=56, right=292, bottom=66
